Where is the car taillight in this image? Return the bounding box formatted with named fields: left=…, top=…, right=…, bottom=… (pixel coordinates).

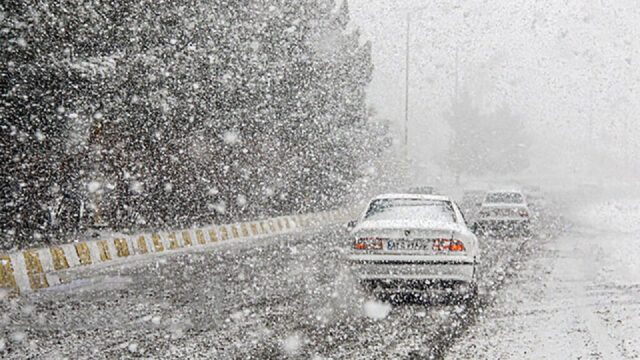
left=449, top=240, right=465, bottom=251
left=353, top=237, right=384, bottom=250
left=432, top=239, right=465, bottom=252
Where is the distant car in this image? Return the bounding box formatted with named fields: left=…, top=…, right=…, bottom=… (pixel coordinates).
left=473, top=190, right=531, bottom=235
left=347, top=194, right=480, bottom=300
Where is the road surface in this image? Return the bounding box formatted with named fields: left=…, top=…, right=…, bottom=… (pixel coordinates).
left=1, top=203, right=561, bottom=359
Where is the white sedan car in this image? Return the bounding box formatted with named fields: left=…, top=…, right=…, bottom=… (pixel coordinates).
left=347, top=194, right=480, bottom=299
left=473, top=190, right=531, bottom=235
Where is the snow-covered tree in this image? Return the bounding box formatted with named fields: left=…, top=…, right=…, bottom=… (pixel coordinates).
left=1, top=0, right=385, bottom=248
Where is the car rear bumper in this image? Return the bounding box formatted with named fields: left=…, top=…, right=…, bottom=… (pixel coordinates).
left=347, top=254, right=476, bottom=288
left=359, top=278, right=476, bottom=296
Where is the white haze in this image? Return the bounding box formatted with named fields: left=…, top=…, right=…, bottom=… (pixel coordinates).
left=350, top=0, right=640, bottom=183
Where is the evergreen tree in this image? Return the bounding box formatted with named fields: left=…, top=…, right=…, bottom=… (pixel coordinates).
left=1, top=0, right=385, bottom=249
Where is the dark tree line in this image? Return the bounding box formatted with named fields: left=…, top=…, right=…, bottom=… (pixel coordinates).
left=444, top=89, right=531, bottom=180
left=0, top=0, right=387, bottom=249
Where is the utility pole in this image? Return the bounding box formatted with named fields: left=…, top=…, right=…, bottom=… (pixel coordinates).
left=404, top=11, right=411, bottom=161
left=454, top=45, right=459, bottom=102
left=401, top=5, right=430, bottom=165
left=455, top=46, right=460, bottom=186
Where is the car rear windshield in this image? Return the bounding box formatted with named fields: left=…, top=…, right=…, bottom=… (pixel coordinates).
left=363, top=199, right=456, bottom=223
left=485, top=192, right=524, bottom=204
left=406, top=186, right=434, bottom=195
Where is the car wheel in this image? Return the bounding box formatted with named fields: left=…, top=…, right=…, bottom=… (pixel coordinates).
left=468, top=282, right=479, bottom=299
left=464, top=265, right=480, bottom=304
left=456, top=282, right=478, bottom=307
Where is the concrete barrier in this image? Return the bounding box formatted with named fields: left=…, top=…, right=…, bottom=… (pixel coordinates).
left=0, top=210, right=350, bottom=295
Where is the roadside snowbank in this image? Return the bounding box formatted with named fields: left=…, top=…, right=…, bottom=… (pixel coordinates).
left=569, top=198, right=640, bottom=233
left=449, top=196, right=640, bottom=359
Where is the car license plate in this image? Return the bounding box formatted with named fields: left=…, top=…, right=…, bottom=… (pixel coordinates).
left=388, top=239, right=432, bottom=251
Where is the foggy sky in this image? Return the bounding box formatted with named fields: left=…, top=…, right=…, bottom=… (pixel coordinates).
left=349, top=0, right=640, bottom=179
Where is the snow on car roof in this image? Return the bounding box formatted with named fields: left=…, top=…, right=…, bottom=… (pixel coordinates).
left=481, top=202, right=529, bottom=208
left=372, top=193, right=451, bottom=201
left=486, top=189, right=524, bottom=194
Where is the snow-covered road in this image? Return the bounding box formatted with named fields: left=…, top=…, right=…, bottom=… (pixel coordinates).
left=449, top=197, right=640, bottom=359
left=1, top=203, right=560, bottom=359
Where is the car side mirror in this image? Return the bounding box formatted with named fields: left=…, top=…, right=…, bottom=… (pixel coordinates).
left=345, top=220, right=358, bottom=232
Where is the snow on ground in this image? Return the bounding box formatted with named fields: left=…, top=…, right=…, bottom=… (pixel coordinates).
left=449, top=197, right=640, bottom=359
left=572, top=199, right=640, bottom=233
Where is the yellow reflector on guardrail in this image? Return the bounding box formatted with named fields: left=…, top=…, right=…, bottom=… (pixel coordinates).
left=240, top=224, right=249, bottom=237
left=75, top=243, right=92, bottom=265
left=181, top=231, right=192, bottom=247
left=208, top=229, right=218, bottom=242
left=97, top=240, right=112, bottom=261
left=195, top=230, right=206, bottom=245
left=114, top=238, right=130, bottom=257
left=219, top=227, right=229, bottom=241
left=50, top=247, right=70, bottom=270
left=137, top=235, right=148, bottom=254
left=0, top=255, right=18, bottom=293
left=167, top=233, right=179, bottom=250
left=151, top=234, right=164, bottom=252
left=23, top=250, right=49, bottom=289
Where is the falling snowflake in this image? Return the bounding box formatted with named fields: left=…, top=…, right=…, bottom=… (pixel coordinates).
left=211, top=201, right=226, bottom=214
left=10, top=331, right=26, bottom=342
left=35, top=130, right=45, bottom=142
left=222, top=130, right=241, bottom=145
left=282, top=333, right=302, bottom=355
left=129, top=181, right=144, bottom=194
left=363, top=300, right=391, bottom=320
left=87, top=181, right=101, bottom=193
